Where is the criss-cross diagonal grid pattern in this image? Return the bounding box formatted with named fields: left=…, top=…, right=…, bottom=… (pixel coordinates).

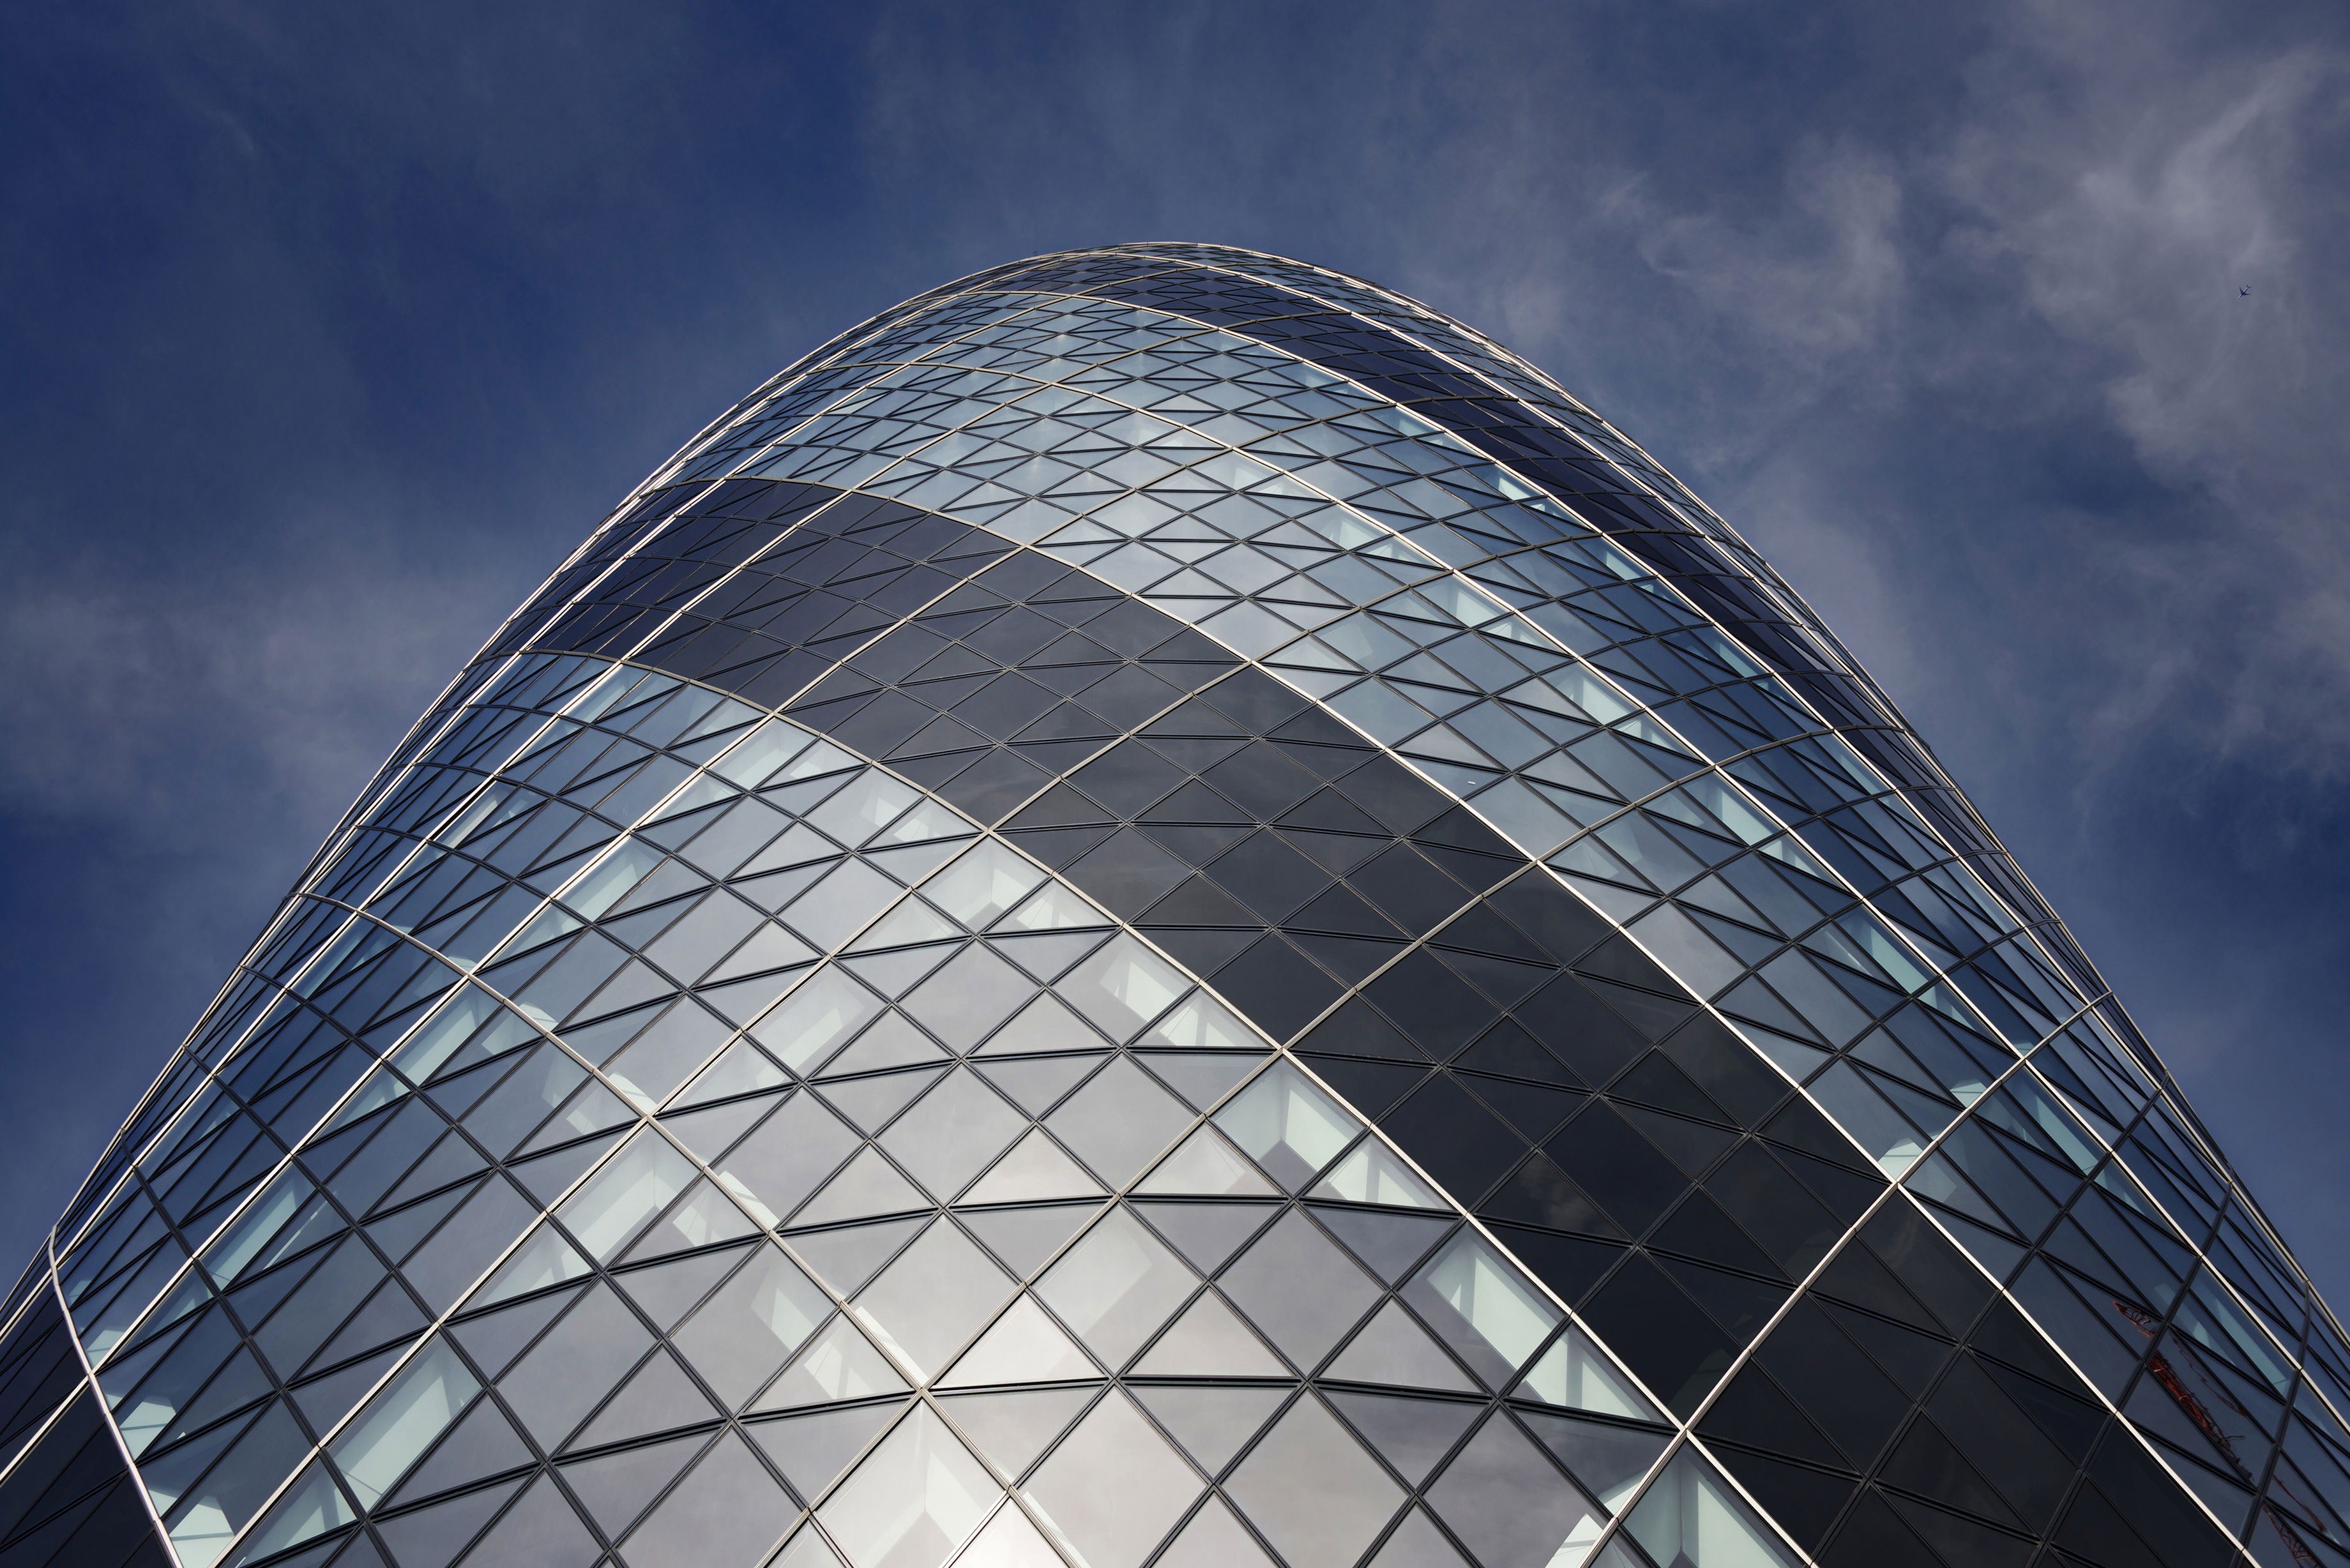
left=0, top=245, right=2335, bottom=1568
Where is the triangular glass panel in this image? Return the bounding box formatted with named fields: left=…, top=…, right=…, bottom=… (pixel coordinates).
left=506, top=1131, right=626, bottom=1207
left=667, top=1041, right=789, bottom=1111
left=559, top=1429, right=709, bottom=1537
left=998, top=882, right=1109, bottom=933
left=1519, top=1409, right=1669, bottom=1513
left=904, top=946, right=1042, bottom=1051
left=1326, top=1390, right=1483, bottom=1486
left=845, top=900, right=962, bottom=954
left=621, top=1178, right=762, bottom=1262
left=1019, top=1391, right=1204, bottom=1568
left=1513, top=1328, right=1662, bottom=1421
left=1155, top=1496, right=1277, bottom=1568
left=1130, top=1290, right=1287, bottom=1377
left=370, top=1476, right=521, bottom=1568
left=973, top=1055, right=1103, bottom=1116
left=749, top=1398, right=906, bottom=1503
left=704, top=924, right=821, bottom=988
left=991, top=930, right=1112, bottom=982
left=974, top=992, right=1108, bottom=1056
left=616, top=1244, right=754, bottom=1332
left=1218, top=1210, right=1384, bottom=1370
left=1131, top=1385, right=1288, bottom=1475
left=1365, top=1508, right=1473, bottom=1568
left=1224, top=1394, right=1407, bottom=1568
left=754, top=1316, right=909, bottom=1411
left=659, top=1094, right=781, bottom=1161
left=667, top=1245, right=830, bottom=1410
left=1054, top=936, right=1192, bottom=1043
left=290, top=1342, right=410, bottom=1436
left=957, top=1202, right=1103, bottom=1278
left=863, top=838, right=969, bottom=884
left=620, top=1429, right=796, bottom=1568
left=222, top=1473, right=356, bottom=1568
left=1135, top=1126, right=1278, bottom=1197
left=368, top=1184, right=471, bottom=1263
left=451, top=1475, right=599, bottom=1568
left=312, top=1279, right=430, bottom=1371
left=816, top=1066, right=948, bottom=1134
left=1402, top=1232, right=1561, bottom=1387
left=1324, top=1302, right=1479, bottom=1393
left=556, top=1126, right=700, bottom=1263
left=786, top=1216, right=927, bottom=1295
left=1308, top=1207, right=1455, bottom=1285
left=842, top=943, right=962, bottom=999
left=701, top=966, right=819, bottom=1027
left=1310, top=1141, right=1446, bottom=1210
left=937, top=1386, right=1097, bottom=1480
left=920, top=841, right=1045, bottom=930
left=1137, top=991, right=1265, bottom=1054
left=384, top=1395, right=532, bottom=1507
left=1135, top=1051, right=1264, bottom=1111
left=947, top=1502, right=1065, bottom=1568
left=1423, top=1413, right=1605, bottom=1568
left=1214, top=1060, right=1360, bottom=1190
left=1043, top=1057, right=1195, bottom=1187
left=823, top=1013, right=951, bottom=1076
left=962, top=1132, right=1105, bottom=1206
left=852, top=1219, right=1015, bottom=1378
left=1624, top=1451, right=1800, bottom=1568
left=817, top=1406, right=999, bottom=1568
left=566, top=1348, right=720, bottom=1450
left=939, top=1295, right=1098, bottom=1387
left=879, top=1067, right=1031, bottom=1198
left=793, top=1147, right=932, bottom=1226
left=448, top=1285, right=580, bottom=1380
left=1132, top=1200, right=1278, bottom=1275
left=1036, top=1208, right=1199, bottom=1366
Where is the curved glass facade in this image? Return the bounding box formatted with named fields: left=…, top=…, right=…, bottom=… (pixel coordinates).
left=0, top=243, right=2339, bottom=1568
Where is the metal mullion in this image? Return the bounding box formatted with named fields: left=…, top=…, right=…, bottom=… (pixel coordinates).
left=0, top=1383, right=88, bottom=1496
left=46, top=1248, right=178, bottom=1564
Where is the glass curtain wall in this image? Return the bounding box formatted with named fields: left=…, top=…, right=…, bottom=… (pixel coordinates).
left=0, top=244, right=2333, bottom=1568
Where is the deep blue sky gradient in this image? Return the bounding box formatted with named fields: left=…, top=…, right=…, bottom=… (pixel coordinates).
left=6, top=0, right=2349, bottom=1304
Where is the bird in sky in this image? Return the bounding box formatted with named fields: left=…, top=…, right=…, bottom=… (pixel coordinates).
left=2241, top=286, right=2252, bottom=296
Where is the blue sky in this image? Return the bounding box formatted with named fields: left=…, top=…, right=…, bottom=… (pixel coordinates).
left=6, top=0, right=2348, bottom=1302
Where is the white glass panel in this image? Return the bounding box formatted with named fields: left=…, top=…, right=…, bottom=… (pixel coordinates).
left=1625, top=1451, right=1800, bottom=1568
left=1515, top=1328, right=1664, bottom=1422
left=1406, top=1232, right=1561, bottom=1384
left=330, top=1338, right=478, bottom=1506
left=557, top=1128, right=697, bottom=1262
left=1311, top=1140, right=1445, bottom=1210
left=1215, top=1062, right=1358, bottom=1189
left=820, top=1405, right=999, bottom=1568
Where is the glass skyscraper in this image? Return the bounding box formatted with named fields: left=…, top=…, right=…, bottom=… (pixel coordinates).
left=2, top=243, right=2339, bottom=1568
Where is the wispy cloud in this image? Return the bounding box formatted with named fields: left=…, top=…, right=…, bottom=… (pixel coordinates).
left=1609, top=139, right=1908, bottom=381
